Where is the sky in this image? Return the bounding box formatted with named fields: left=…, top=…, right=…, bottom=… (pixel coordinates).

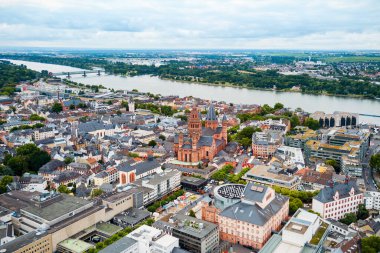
left=0, top=0, right=379, bottom=50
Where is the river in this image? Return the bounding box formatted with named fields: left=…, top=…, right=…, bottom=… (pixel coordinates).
left=7, top=59, right=380, bottom=124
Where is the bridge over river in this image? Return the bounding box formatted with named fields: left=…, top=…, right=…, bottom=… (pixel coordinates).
left=52, top=70, right=105, bottom=78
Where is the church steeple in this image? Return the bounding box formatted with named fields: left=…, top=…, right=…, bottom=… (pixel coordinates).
left=205, top=104, right=218, bottom=129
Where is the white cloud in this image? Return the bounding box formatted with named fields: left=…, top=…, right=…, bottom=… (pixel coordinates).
left=0, top=0, right=379, bottom=49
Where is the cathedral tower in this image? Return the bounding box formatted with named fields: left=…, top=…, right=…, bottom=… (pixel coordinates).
left=205, top=104, right=218, bottom=130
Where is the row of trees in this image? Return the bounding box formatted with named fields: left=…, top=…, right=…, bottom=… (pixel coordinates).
left=272, top=186, right=320, bottom=215
left=9, top=122, right=44, bottom=133
left=136, top=103, right=177, bottom=116
left=147, top=189, right=185, bottom=212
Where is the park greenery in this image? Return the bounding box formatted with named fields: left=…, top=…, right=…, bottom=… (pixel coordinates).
left=370, top=154, right=380, bottom=172
left=228, top=126, right=262, bottom=148
left=147, top=189, right=185, bottom=212
left=3, top=143, right=51, bottom=176
left=210, top=164, right=249, bottom=184
left=136, top=103, right=177, bottom=116
left=272, top=186, right=319, bottom=215
left=0, top=60, right=42, bottom=96
left=361, top=236, right=380, bottom=253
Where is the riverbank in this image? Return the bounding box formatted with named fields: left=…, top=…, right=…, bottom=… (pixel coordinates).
left=159, top=76, right=372, bottom=100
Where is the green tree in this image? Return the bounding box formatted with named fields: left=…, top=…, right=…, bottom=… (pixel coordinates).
left=4, top=144, right=51, bottom=175
left=29, top=114, right=45, bottom=121
left=326, top=159, right=340, bottom=174
left=189, top=209, right=196, bottom=218
left=148, top=140, right=157, bottom=147
left=159, top=135, right=166, bottom=141
left=289, top=197, right=303, bottom=214
left=261, top=104, right=274, bottom=115
left=339, top=213, right=357, bottom=225
left=57, top=185, right=71, bottom=194
left=303, top=118, right=320, bottom=130
left=69, top=104, right=75, bottom=110
left=274, top=102, right=284, bottom=110
left=290, top=115, right=300, bottom=129
left=370, top=154, right=380, bottom=172
left=361, top=236, right=380, bottom=253
left=64, top=157, right=74, bottom=165
left=0, top=176, right=13, bottom=193
left=51, top=102, right=63, bottom=113
left=357, top=204, right=369, bottom=220
left=91, top=188, right=104, bottom=198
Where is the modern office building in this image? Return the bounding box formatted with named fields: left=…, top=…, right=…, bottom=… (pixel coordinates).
left=284, top=129, right=318, bottom=149
left=127, top=225, right=179, bottom=253
left=156, top=214, right=219, bottom=253
left=243, top=164, right=300, bottom=189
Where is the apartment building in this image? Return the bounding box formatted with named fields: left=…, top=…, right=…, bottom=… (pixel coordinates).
left=252, top=131, right=283, bottom=159
left=93, top=167, right=119, bottom=186
left=364, top=191, right=380, bottom=211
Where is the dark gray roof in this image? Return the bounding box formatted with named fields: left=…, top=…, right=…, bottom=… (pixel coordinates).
left=242, top=182, right=270, bottom=203
left=117, top=158, right=160, bottom=175
left=172, top=247, right=192, bottom=253
left=78, top=121, right=115, bottom=134
left=314, top=181, right=360, bottom=203
left=220, top=193, right=288, bottom=226
left=52, top=171, right=81, bottom=183
left=39, top=159, right=65, bottom=173
left=98, top=236, right=137, bottom=253
left=63, top=98, right=82, bottom=107
left=205, top=104, right=217, bottom=121
left=198, top=136, right=213, bottom=147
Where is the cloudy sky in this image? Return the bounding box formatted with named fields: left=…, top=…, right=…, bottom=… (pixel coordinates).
left=0, top=0, right=379, bottom=50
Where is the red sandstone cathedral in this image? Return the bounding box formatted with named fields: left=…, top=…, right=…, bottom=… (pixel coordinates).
left=174, top=104, right=228, bottom=166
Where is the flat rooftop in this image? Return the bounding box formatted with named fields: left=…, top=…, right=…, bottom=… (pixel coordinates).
left=22, top=194, right=92, bottom=222
left=244, top=165, right=297, bottom=183
left=58, top=239, right=94, bottom=253
left=284, top=222, right=308, bottom=235
left=0, top=231, right=48, bottom=252
left=172, top=214, right=217, bottom=239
